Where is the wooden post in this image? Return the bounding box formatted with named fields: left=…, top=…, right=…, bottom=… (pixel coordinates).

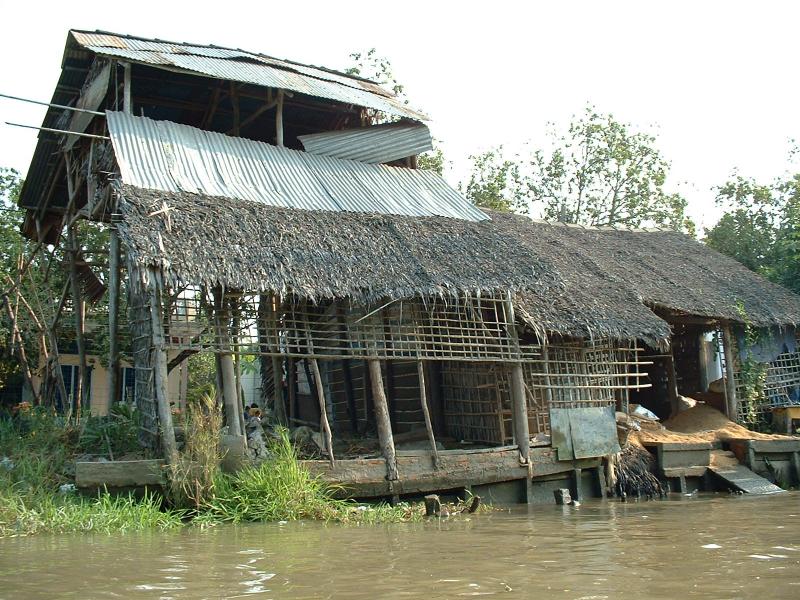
left=122, top=62, right=132, bottom=114
left=504, top=293, right=530, bottom=464
left=309, top=355, right=335, bottom=467
left=215, top=289, right=242, bottom=437
left=107, top=221, right=121, bottom=410
left=148, top=268, right=177, bottom=464
left=288, top=357, right=297, bottom=422
left=67, top=226, right=87, bottom=417
left=417, top=360, right=440, bottom=469
left=275, top=90, right=284, bottom=147
left=2, top=294, right=40, bottom=405
left=272, top=356, right=287, bottom=424
left=368, top=358, right=398, bottom=481
left=666, top=353, right=680, bottom=418
left=721, top=324, right=739, bottom=422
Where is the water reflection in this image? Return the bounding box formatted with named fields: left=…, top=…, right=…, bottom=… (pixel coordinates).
left=0, top=494, right=799, bottom=599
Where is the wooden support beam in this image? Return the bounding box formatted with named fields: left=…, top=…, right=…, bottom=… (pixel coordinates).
left=721, top=324, right=739, bottom=422
left=2, top=293, right=40, bottom=405
left=368, top=358, right=398, bottom=481
left=67, top=226, right=87, bottom=417
left=107, top=223, right=121, bottom=410
left=417, top=360, right=440, bottom=469
left=215, top=289, right=242, bottom=437
left=288, top=358, right=298, bottom=422
left=148, top=268, right=177, bottom=464
left=122, top=62, right=132, bottom=114
left=666, top=353, right=680, bottom=419
left=272, top=356, right=287, bottom=425
left=275, top=89, right=284, bottom=147
left=504, top=294, right=530, bottom=464
left=308, top=354, right=335, bottom=467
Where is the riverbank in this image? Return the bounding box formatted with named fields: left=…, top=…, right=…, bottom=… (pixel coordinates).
left=0, top=407, right=485, bottom=538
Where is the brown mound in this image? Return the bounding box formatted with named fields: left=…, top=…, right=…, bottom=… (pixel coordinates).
left=663, top=405, right=788, bottom=442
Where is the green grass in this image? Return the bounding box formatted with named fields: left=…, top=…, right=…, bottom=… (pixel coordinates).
left=1, top=409, right=491, bottom=537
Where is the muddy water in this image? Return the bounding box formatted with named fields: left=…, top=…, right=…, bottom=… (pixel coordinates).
left=1, top=494, right=799, bottom=599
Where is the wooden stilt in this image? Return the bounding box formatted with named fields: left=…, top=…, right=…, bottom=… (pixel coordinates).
left=417, top=360, right=440, bottom=469
left=272, top=356, right=287, bottom=425
left=721, top=324, right=739, bottom=422
left=67, top=226, right=87, bottom=417
left=504, top=293, right=530, bottom=464
left=288, top=358, right=297, bottom=422
left=107, top=221, right=121, bottom=410
left=368, top=358, right=398, bottom=481
left=2, top=293, right=40, bottom=405
left=148, top=268, right=177, bottom=464
left=666, top=353, right=680, bottom=418
left=308, top=355, right=335, bottom=467
left=215, top=288, right=242, bottom=437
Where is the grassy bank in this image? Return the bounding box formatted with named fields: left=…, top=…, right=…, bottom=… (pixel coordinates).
left=1, top=406, right=484, bottom=537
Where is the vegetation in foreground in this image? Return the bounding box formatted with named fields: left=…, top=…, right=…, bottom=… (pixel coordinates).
left=0, top=402, right=489, bottom=538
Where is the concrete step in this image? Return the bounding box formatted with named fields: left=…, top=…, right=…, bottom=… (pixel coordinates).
left=708, top=463, right=785, bottom=495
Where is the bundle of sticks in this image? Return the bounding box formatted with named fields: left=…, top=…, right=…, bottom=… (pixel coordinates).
left=614, top=444, right=666, bottom=500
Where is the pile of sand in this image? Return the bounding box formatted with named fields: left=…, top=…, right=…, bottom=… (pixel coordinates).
left=663, top=405, right=788, bottom=441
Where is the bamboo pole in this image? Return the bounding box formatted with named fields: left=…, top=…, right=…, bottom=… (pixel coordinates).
left=368, top=358, right=398, bottom=481
left=107, top=222, right=121, bottom=410
left=2, top=293, right=40, bottom=405
left=272, top=356, right=287, bottom=425
left=417, top=360, right=440, bottom=469
left=148, top=268, right=177, bottom=464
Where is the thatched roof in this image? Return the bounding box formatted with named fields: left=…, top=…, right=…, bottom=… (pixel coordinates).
left=117, top=184, right=800, bottom=343
left=502, top=216, right=800, bottom=328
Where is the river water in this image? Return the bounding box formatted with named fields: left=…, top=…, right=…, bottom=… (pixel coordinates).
left=1, top=493, right=798, bottom=599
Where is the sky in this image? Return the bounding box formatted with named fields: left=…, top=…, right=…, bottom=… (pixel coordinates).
left=0, top=0, right=798, bottom=231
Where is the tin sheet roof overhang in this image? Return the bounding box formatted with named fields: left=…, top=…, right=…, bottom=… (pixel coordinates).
left=70, top=30, right=429, bottom=123
left=106, top=111, right=487, bottom=222
left=298, top=122, right=433, bottom=164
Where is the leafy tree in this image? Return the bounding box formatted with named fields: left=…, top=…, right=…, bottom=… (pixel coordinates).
left=535, top=107, right=693, bottom=231
left=460, top=148, right=524, bottom=212
left=706, top=159, right=800, bottom=293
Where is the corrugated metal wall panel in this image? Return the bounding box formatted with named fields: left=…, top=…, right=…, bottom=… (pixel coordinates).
left=298, top=122, right=433, bottom=164
left=106, top=112, right=488, bottom=221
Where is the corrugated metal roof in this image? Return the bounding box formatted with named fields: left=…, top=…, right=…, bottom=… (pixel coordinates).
left=298, top=122, right=433, bottom=164
left=106, top=112, right=487, bottom=221
left=70, top=30, right=427, bottom=122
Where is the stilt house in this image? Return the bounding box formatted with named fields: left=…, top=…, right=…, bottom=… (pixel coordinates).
left=16, top=30, right=800, bottom=500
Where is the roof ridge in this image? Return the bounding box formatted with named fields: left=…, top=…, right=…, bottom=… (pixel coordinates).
left=69, top=28, right=386, bottom=88
left=519, top=215, right=677, bottom=233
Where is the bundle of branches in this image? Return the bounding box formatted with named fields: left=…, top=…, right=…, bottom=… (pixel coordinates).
left=614, top=444, right=666, bottom=500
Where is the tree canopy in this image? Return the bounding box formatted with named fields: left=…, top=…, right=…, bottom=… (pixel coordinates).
left=461, top=107, right=693, bottom=233
left=705, top=155, right=800, bottom=294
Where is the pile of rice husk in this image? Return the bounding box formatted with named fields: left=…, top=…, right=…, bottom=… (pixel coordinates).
left=664, top=405, right=789, bottom=441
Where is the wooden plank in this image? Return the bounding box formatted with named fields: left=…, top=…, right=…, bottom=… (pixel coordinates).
left=708, top=464, right=785, bottom=495
left=303, top=446, right=598, bottom=498
left=75, top=460, right=165, bottom=488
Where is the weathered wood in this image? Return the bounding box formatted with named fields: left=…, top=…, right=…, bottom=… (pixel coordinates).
left=309, top=356, right=335, bottom=467
left=504, top=294, right=530, bottom=463
left=303, top=446, right=600, bottom=498
left=665, top=353, right=680, bottom=418
left=215, top=289, right=242, bottom=437
left=417, top=360, right=440, bottom=469
left=75, top=459, right=165, bottom=488
left=275, top=89, right=284, bottom=147
left=721, top=324, right=739, bottom=422
left=149, top=268, right=177, bottom=464
left=368, top=358, right=398, bottom=481
left=122, top=62, right=132, bottom=114
left=386, top=360, right=397, bottom=430
left=288, top=357, right=297, bottom=421
left=107, top=223, right=121, bottom=409
left=272, top=356, right=287, bottom=425
left=67, top=226, right=87, bottom=417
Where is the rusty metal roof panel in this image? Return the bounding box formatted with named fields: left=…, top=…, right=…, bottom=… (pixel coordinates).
left=105, top=112, right=487, bottom=221
left=298, top=122, right=433, bottom=164
left=71, top=30, right=428, bottom=121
